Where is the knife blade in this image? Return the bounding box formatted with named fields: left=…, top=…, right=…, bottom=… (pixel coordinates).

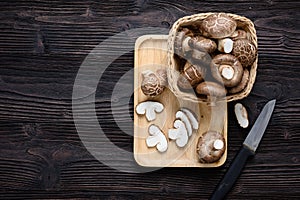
left=210, top=99, right=276, bottom=200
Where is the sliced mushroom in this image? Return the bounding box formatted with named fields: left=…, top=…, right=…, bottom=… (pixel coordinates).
left=177, top=61, right=206, bottom=89
left=229, top=69, right=250, bottom=94
left=176, top=110, right=193, bottom=137
left=136, top=101, right=164, bottom=121
left=230, top=29, right=247, bottom=41
left=197, top=131, right=226, bottom=163
left=168, top=120, right=189, bottom=148
left=210, top=54, right=244, bottom=87
left=234, top=103, right=249, bottom=128
left=201, top=13, right=237, bottom=39
left=141, top=69, right=167, bottom=97
left=218, top=38, right=233, bottom=53
left=188, top=36, right=217, bottom=54
left=181, top=108, right=199, bottom=130
left=146, top=124, right=168, bottom=152
left=232, top=38, right=257, bottom=67
left=196, top=81, right=227, bottom=97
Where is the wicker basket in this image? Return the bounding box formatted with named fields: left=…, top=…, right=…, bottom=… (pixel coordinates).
left=167, top=12, right=258, bottom=103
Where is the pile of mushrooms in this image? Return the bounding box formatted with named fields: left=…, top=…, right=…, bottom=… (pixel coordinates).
left=175, top=13, right=257, bottom=101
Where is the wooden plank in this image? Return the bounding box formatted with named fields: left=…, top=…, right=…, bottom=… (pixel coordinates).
left=133, top=35, right=227, bottom=167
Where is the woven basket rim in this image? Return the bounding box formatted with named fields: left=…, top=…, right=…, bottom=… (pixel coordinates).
left=167, top=12, right=258, bottom=103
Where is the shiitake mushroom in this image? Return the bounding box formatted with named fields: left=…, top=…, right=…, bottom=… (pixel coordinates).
left=174, top=13, right=257, bottom=98
left=197, top=131, right=226, bottom=163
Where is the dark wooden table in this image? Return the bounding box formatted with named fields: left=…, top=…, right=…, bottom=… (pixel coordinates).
left=0, top=0, right=299, bottom=199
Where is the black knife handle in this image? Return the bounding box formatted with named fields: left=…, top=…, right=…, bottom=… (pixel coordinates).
left=210, top=146, right=255, bottom=200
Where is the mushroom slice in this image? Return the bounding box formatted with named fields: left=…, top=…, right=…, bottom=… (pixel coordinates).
left=168, top=120, right=189, bottom=148
left=146, top=125, right=168, bottom=152
left=201, top=13, right=237, bottom=39
left=234, top=103, right=249, bottom=128
left=197, top=131, right=226, bottom=163
left=176, top=110, right=193, bottom=137
left=181, top=108, right=199, bottom=130
left=210, top=54, right=244, bottom=87
left=136, top=101, right=164, bottom=121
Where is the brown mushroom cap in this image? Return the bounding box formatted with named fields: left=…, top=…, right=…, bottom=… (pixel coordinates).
left=178, top=62, right=206, bottom=89
left=156, top=69, right=168, bottom=86
left=188, top=36, right=217, bottom=54
left=210, top=54, right=244, bottom=87
left=232, top=38, right=257, bottom=67
left=196, top=81, right=227, bottom=97
left=229, top=68, right=250, bottom=94
left=181, top=27, right=194, bottom=37
left=141, top=69, right=167, bottom=97
left=230, top=29, right=247, bottom=41
left=177, top=74, right=193, bottom=89
left=201, top=13, right=237, bottom=39
left=197, top=131, right=226, bottom=163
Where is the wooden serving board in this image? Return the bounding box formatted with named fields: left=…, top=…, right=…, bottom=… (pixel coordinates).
left=134, top=35, right=227, bottom=167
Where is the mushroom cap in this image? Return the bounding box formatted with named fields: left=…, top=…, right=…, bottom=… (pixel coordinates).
left=230, top=29, right=247, bottom=41
left=183, top=61, right=206, bottom=87
left=195, top=81, right=227, bottom=97
left=210, top=54, right=244, bottom=87
left=229, top=68, right=250, bottom=94
left=201, top=13, right=237, bottom=39
left=181, top=27, right=194, bottom=37
left=141, top=69, right=167, bottom=97
left=177, top=74, right=193, bottom=89
left=174, top=31, right=186, bottom=57
left=197, top=131, right=226, bottom=163
left=232, top=38, right=257, bottom=67
left=188, top=36, right=217, bottom=54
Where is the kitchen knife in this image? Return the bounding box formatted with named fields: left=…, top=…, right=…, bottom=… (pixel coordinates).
left=210, top=99, right=276, bottom=200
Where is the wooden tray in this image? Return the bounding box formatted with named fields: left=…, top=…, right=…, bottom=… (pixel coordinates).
left=134, top=35, right=227, bottom=167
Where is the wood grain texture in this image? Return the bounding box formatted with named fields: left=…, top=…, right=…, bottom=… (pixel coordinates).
left=0, top=0, right=299, bottom=199
left=133, top=35, right=228, bottom=167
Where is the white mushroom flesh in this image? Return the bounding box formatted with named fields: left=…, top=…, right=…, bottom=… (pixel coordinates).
left=168, top=120, right=189, bottom=147
left=182, top=36, right=192, bottom=52
left=234, top=103, right=249, bottom=128
left=213, top=139, right=224, bottom=150
left=218, top=38, right=233, bottom=53
left=136, top=101, right=164, bottom=122
left=220, top=65, right=234, bottom=80
left=176, top=110, right=193, bottom=136
left=146, top=125, right=168, bottom=152
left=181, top=108, right=199, bottom=130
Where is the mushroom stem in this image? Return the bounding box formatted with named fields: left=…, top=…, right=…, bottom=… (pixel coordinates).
left=218, top=38, right=233, bottom=53
left=219, top=65, right=234, bottom=80
left=182, top=36, right=192, bottom=52
left=213, top=139, right=224, bottom=150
